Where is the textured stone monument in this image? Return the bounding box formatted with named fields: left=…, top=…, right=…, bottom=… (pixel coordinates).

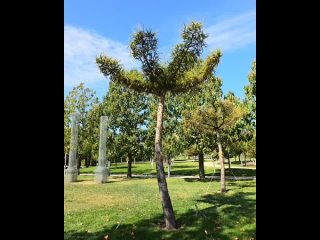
left=65, top=112, right=80, bottom=183
left=95, top=116, right=109, bottom=183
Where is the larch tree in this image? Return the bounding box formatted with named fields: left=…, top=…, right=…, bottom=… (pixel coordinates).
left=189, top=99, right=244, bottom=192
left=96, top=22, right=221, bottom=229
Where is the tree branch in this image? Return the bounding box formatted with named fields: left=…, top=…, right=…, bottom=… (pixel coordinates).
left=171, top=31, right=196, bottom=80
left=96, top=55, right=155, bottom=94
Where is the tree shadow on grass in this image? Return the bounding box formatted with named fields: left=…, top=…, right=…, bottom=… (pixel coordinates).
left=183, top=178, right=256, bottom=184
left=169, top=166, right=200, bottom=176
left=213, top=168, right=256, bottom=177
left=227, top=181, right=256, bottom=189
left=64, top=191, right=255, bottom=240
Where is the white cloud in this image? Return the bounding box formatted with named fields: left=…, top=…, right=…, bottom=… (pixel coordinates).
left=64, top=25, right=139, bottom=88
left=64, top=11, right=256, bottom=90
left=206, top=11, right=256, bottom=51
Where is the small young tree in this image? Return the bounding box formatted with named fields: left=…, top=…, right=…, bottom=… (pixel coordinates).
left=187, top=99, right=243, bottom=192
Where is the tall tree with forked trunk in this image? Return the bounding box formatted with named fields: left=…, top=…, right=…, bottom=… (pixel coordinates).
left=96, top=22, right=221, bottom=229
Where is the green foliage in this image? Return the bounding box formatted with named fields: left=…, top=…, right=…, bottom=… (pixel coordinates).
left=64, top=83, right=97, bottom=163
left=143, top=93, right=185, bottom=160
left=84, top=100, right=104, bottom=165
left=244, top=60, right=256, bottom=125
left=96, top=21, right=222, bottom=96
left=102, top=82, right=148, bottom=162
left=168, top=22, right=208, bottom=80
left=245, top=60, right=256, bottom=100
left=130, top=29, right=161, bottom=81
left=64, top=101, right=71, bottom=154
left=198, top=99, right=244, bottom=133
left=246, top=134, right=256, bottom=159
left=236, top=60, right=256, bottom=159
left=181, top=77, right=224, bottom=155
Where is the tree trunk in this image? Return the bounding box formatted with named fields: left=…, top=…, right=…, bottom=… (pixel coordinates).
left=238, top=154, right=241, bottom=164
left=155, top=94, right=176, bottom=230
left=64, top=152, right=67, bottom=174
left=198, top=152, right=205, bottom=181
left=217, top=132, right=226, bottom=193
left=244, top=153, right=247, bottom=166
left=227, top=152, right=231, bottom=169
left=88, top=152, right=92, bottom=167
left=64, top=153, right=67, bottom=166
left=77, top=153, right=81, bottom=175
left=85, top=153, right=90, bottom=168
left=127, top=154, right=132, bottom=178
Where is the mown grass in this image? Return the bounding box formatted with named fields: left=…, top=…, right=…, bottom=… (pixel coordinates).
left=80, top=161, right=256, bottom=177
left=64, top=176, right=256, bottom=240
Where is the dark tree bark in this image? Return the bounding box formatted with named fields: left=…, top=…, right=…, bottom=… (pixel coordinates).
left=127, top=153, right=133, bottom=178
left=198, top=152, right=205, bottom=181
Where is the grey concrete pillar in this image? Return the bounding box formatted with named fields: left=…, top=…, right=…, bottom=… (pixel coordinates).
left=65, top=112, right=80, bottom=182
left=95, top=116, right=109, bottom=183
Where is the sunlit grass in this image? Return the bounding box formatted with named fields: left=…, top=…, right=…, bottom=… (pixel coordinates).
left=64, top=176, right=256, bottom=240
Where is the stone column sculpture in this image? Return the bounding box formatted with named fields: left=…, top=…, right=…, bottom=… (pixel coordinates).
left=95, top=116, right=109, bottom=183
left=65, top=112, right=80, bottom=183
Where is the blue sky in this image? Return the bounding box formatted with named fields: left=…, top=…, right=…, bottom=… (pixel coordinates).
left=64, top=0, right=256, bottom=100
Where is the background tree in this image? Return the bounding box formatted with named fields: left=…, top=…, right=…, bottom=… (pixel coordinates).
left=223, top=91, right=243, bottom=167
left=64, top=83, right=96, bottom=170
left=161, top=94, right=186, bottom=178
left=243, top=60, right=256, bottom=163
left=84, top=99, right=103, bottom=167
left=181, top=77, right=223, bottom=180
left=96, top=22, right=221, bottom=229
left=186, top=96, right=243, bottom=192
left=102, top=82, right=147, bottom=178
left=64, top=101, right=70, bottom=167
left=244, top=60, right=256, bottom=123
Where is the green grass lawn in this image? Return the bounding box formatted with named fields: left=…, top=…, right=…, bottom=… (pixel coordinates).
left=80, top=161, right=256, bottom=177
left=64, top=176, right=256, bottom=240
